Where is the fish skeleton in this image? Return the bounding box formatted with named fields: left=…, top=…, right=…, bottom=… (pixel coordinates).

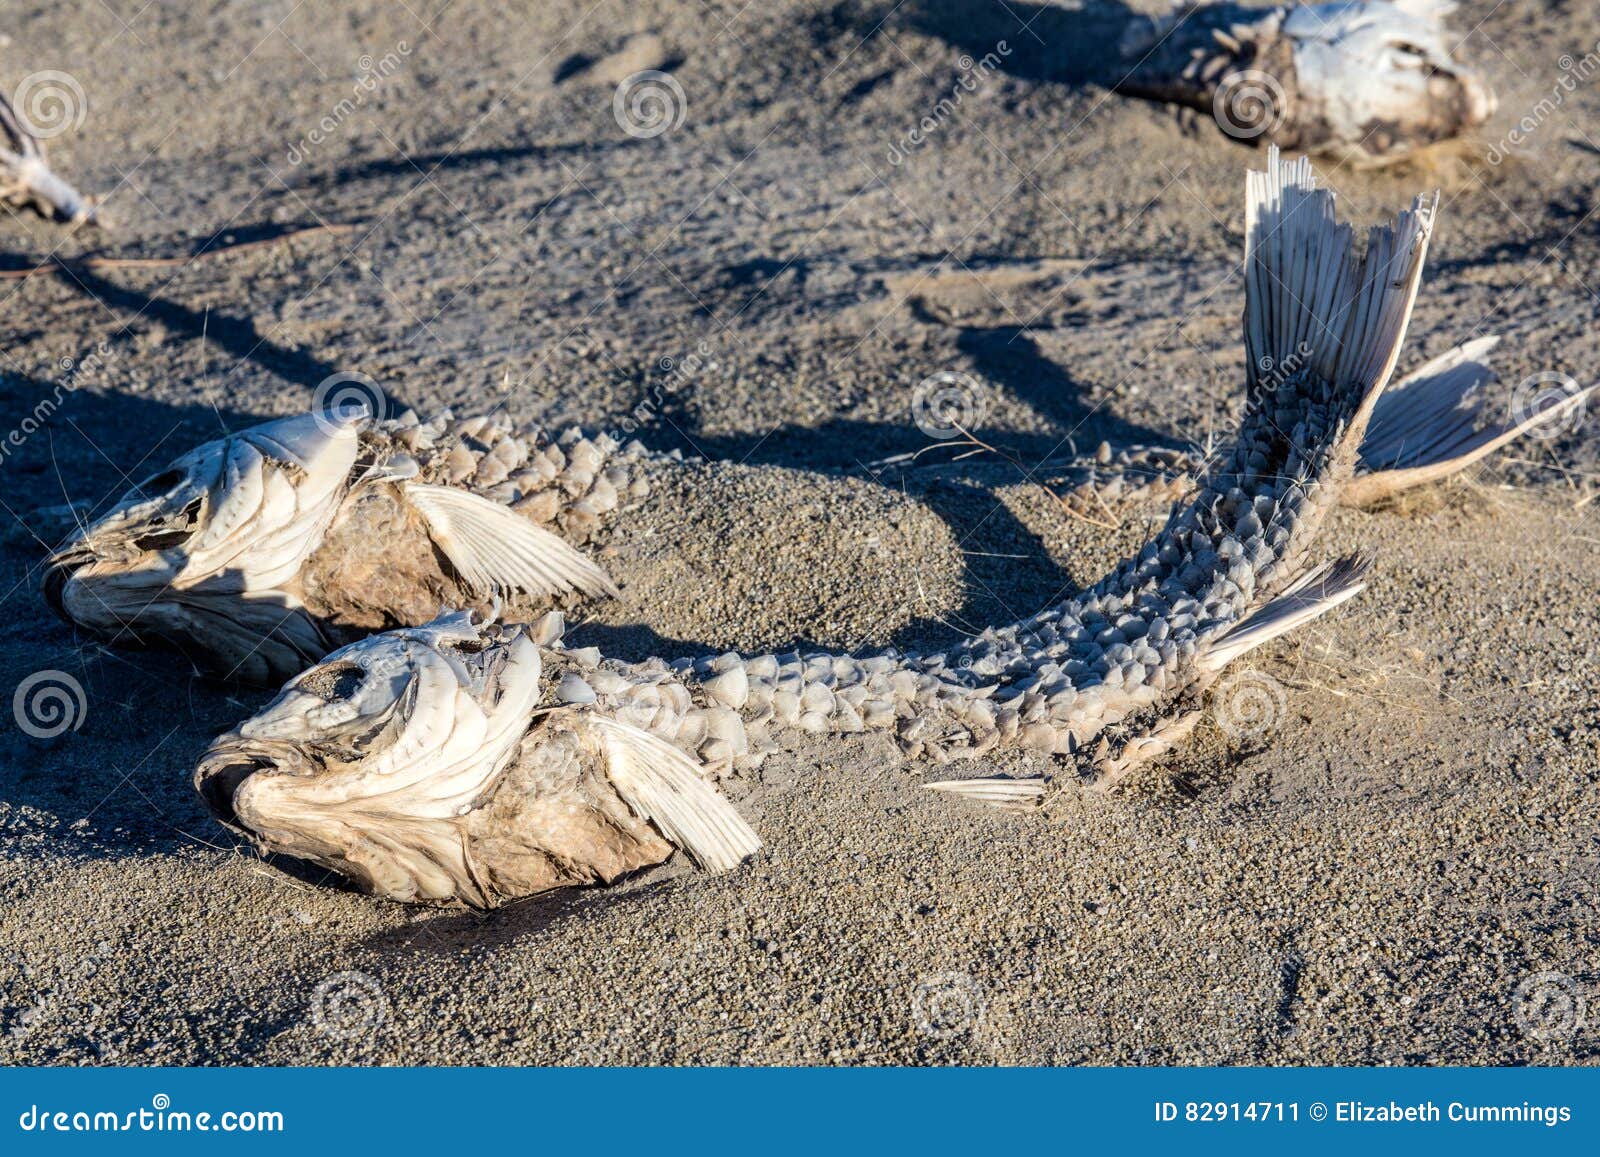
left=45, top=411, right=635, bottom=684
left=45, top=321, right=1579, bottom=686
left=198, top=149, right=1460, bottom=906
left=1116, top=1, right=1495, bottom=165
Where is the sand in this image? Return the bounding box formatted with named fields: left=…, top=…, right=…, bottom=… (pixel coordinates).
left=1, top=0, right=1597, bottom=1064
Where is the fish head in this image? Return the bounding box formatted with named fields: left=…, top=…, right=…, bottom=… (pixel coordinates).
left=194, top=610, right=758, bottom=906
left=1287, top=1, right=1495, bottom=162
left=45, top=411, right=365, bottom=680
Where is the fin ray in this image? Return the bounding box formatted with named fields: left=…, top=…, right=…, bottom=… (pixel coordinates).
left=591, top=718, right=760, bottom=873
left=1350, top=338, right=1594, bottom=505
left=405, top=483, right=620, bottom=600
left=924, top=777, right=1046, bottom=812
left=1203, top=554, right=1371, bottom=672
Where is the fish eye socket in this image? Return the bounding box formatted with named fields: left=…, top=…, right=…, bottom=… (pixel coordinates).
left=137, top=469, right=187, bottom=496
left=131, top=497, right=204, bottom=552
left=298, top=661, right=367, bottom=701
left=132, top=529, right=192, bottom=551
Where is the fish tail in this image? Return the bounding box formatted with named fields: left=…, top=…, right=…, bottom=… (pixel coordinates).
left=1206, top=146, right=1434, bottom=597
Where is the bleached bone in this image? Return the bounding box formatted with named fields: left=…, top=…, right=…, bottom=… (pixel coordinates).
left=198, top=150, right=1457, bottom=906
left=1116, top=1, right=1494, bottom=166
left=45, top=409, right=642, bottom=684
left=0, top=91, right=98, bottom=223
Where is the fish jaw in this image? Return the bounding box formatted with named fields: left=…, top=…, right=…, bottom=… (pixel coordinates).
left=50, top=549, right=335, bottom=683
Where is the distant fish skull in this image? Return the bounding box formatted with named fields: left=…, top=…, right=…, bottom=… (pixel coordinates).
left=1285, top=1, right=1496, bottom=164
left=194, top=611, right=758, bottom=907
left=1118, top=1, right=1494, bottom=165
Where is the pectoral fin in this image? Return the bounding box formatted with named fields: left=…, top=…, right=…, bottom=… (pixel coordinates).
left=590, top=717, right=760, bottom=873
left=404, top=483, right=620, bottom=601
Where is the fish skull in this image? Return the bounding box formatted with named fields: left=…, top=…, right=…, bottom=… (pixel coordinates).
left=1288, top=1, right=1495, bottom=162
left=45, top=411, right=365, bottom=683
left=193, top=611, right=759, bottom=907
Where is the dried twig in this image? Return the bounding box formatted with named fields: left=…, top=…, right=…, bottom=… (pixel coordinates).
left=946, top=420, right=1121, bottom=530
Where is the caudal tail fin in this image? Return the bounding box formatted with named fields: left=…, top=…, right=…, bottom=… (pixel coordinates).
left=1217, top=147, right=1436, bottom=598
left=1243, top=147, right=1437, bottom=442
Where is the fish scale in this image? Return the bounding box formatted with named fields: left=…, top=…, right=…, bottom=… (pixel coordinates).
left=521, top=151, right=1439, bottom=780
left=364, top=410, right=653, bottom=542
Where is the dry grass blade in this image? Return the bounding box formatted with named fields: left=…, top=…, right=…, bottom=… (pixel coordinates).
left=947, top=420, right=1121, bottom=531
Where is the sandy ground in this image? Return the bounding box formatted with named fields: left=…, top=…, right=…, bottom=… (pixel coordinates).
left=1, top=0, right=1599, bottom=1064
